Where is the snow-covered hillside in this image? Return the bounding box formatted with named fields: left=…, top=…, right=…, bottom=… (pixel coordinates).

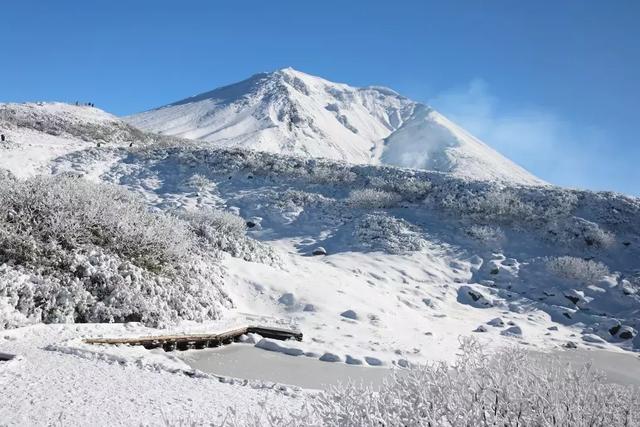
left=2, top=102, right=639, bottom=425
left=0, top=102, right=149, bottom=177
left=126, top=68, right=542, bottom=185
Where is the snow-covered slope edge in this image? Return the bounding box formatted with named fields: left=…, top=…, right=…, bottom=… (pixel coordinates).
left=0, top=102, right=152, bottom=177
left=49, top=141, right=640, bottom=353
left=126, top=68, right=543, bottom=185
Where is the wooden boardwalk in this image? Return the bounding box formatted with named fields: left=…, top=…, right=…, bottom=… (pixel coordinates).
left=84, top=325, right=302, bottom=352
left=0, top=352, right=15, bottom=362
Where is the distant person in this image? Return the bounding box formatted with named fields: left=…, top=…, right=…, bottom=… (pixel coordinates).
left=1, top=134, right=5, bottom=142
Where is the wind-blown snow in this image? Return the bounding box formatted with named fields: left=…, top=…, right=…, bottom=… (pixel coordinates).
left=126, top=68, right=542, bottom=185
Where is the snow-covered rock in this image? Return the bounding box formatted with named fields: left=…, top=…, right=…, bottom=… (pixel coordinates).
left=501, top=326, right=523, bottom=338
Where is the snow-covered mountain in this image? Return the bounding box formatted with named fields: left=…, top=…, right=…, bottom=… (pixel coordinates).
left=2, top=100, right=640, bottom=424
left=126, top=68, right=542, bottom=185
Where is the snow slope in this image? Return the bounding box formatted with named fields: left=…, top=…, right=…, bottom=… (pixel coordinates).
left=126, top=68, right=542, bottom=185
left=0, top=102, right=147, bottom=177
left=2, top=103, right=639, bottom=425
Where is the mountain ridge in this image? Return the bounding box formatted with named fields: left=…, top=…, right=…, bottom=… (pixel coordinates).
left=126, top=68, right=543, bottom=185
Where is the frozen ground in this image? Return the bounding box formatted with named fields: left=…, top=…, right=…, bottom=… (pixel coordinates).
left=1, top=103, right=639, bottom=425
left=0, top=323, right=303, bottom=426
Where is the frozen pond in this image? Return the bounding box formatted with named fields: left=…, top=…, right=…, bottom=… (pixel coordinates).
left=178, top=344, right=395, bottom=390
left=530, top=348, right=640, bottom=387
left=178, top=343, right=640, bottom=390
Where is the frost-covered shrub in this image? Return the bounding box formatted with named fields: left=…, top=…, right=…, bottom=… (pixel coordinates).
left=186, top=173, right=214, bottom=194
left=546, top=256, right=610, bottom=284
left=275, top=189, right=334, bottom=210
left=546, top=217, right=615, bottom=248
left=0, top=175, right=234, bottom=328
left=347, top=189, right=401, bottom=209
left=466, top=224, right=505, bottom=242
left=305, top=338, right=639, bottom=426
left=189, top=338, right=640, bottom=426
left=181, top=209, right=278, bottom=264
left=355, top=213, right=426, bottom=254
left=305, top=163, right=357, bottom=185
left=0, top=251, right=230, bottom=328
left=0, top=175, right=192, bottom=271
left=366, top=175, right=432, bottom=202
left=435, top=185, right=579, bottom=227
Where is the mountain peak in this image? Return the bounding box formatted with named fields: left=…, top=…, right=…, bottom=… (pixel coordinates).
left=126, top=70, right=542, bottom=185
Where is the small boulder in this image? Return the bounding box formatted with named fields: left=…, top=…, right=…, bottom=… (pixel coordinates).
left=474, top=325, right=488, bottom=333
left=278, top=293, right=296, bottom=307
left=283, top=347, right=304, bottom=356
left=503, top=258, right=518, bottom=267
left=340, top=309, right=358, bottom=320
left=617, top=326, right=637, bottom=340
left=487, top=317, right=505, bottom=327
left=255, top=338, right=284, bottom=352
left=303, top=303, right=316, bottom=312
left=565, top=341, right=578, bottom=349
left=547, top=325, right=559, bottom=331
left=312, top=247, right=327, bottom=256
left=319, top=352, right=342, bottom=363
left=345, top=355, right=363, bottom=365
left=501, top=326, right=523, bottom=338
left=365, top=356, right=383, bottom=366
left=457, top=285, right=493, bottom=308
left=397, top=358, right=410, bottom=368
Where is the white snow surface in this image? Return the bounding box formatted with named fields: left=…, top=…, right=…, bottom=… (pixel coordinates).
left=0, top=102, right=145, bottom=177
left=126, top=68, right=542, bottom=185
left=1, top=102, right=640, bottom=425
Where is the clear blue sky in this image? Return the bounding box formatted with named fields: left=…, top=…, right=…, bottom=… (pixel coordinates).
left=2, top=1, right=639, bottom=195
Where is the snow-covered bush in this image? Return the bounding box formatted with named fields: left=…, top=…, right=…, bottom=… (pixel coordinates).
left=0, top=175, right=192, bottom=271
left=275, top=189, right=334, bottom=210
left=0, top=251, right=229, bottom=328
left=347, top=188, right=401, bottom=209
left=433, top=184, right=579, bottom=227
left=91, top=144, right=636, bottom=253
left=305, top=163, right=357, bottom=185
left=181, top=209, right=278, bottom=264
left=466, top=224, right=505, bottom=243
left=186, top=173, right=214, bottom=194
left=0, top=174, right=233, bottom=328
left=546, top=256, right=610, bottom=284
left=305, top=337, right=640, bottom=426
left=355, top=213, right=426, bottom=254
left=546, top=217, right=615, bottom=248
left=366, top=174, right=432, bottom=202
